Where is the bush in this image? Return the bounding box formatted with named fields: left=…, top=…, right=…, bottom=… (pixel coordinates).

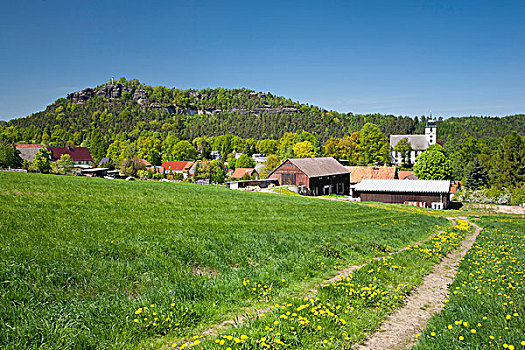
left=510, top=186, right=525, bottom=206
left=454, top=187, right=511, bottom=205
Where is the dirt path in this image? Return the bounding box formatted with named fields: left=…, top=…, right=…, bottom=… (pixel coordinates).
left=357, top=217, right=482, bottom=350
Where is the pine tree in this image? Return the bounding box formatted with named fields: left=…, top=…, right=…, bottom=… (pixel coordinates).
left=464, top=158, right=489, bottom=189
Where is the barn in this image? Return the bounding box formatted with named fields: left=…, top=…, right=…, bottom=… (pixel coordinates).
left=353, top=179, right=451, bottom=209
left=268, top=157, right=350, bottom=196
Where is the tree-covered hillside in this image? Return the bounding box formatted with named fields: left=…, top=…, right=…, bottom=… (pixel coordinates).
left=1, top=77, right=523, bottom=145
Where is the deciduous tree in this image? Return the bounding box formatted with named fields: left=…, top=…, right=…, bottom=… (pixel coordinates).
left=413, top=149, right=453, bottom=180
left=235, top=154, right=255, bottom=168
left=292, top=141, right=314, bottom=158
left=393, top=137, right=413, bottom=166
left=358, top=123, right=389, bottom=165
left=33, top=148, right=51, bottom=173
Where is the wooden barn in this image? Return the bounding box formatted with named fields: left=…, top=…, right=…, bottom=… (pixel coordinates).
left=268, top=157, right=350, bottom=196
left=353, top=179, right=451, bottom=209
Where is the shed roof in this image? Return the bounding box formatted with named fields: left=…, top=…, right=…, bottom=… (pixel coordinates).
left=354, top=179, right=451, bottom=193
left=279, top=157, right=350, bottom=178
left=81, top=167, right=109, bottom=173
left=15, top=144, right=42, bottom=162
left=390, top=135, right=428, bottom=151
left=47, top=146, right=93, bottom=162
left=98, top=157, right=113, bottom=166
left=347, top=166, right=397, bottom=183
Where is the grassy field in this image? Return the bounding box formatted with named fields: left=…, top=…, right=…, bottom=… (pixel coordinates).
left=413, top=217, right=525, bottom=350
left=0, top=172, right=447, bottom=349
left=172, top=220, right=471, bottom=350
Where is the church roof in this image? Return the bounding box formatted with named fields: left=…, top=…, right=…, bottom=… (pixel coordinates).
left=390, top=135, right=428, bottom=151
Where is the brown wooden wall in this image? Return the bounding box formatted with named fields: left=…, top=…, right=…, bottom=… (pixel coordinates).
left=269, top=160, right=350, bottom=196
left=269, top=161, right=310, bottom=187
left=355, top=191, right=449, bottom=208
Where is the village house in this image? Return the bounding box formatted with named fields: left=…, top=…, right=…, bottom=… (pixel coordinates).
left=230, top=168, right=259, bottom=180
left=15, top=144, right=42, bottom=163
left=390, top=118, right=436, bottom=165
left=268, top=157, right=350, bottom=196
left=47, top=146, right=94, bottom=166
left=161, top=161, right=194, bottom=178
left=353, top=179, right=451, bottom=209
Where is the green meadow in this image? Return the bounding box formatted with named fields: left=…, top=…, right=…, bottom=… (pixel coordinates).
left=0, top=172, right=446, bottom=349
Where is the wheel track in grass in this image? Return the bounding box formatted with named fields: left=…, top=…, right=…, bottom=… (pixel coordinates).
left=357, top=217, right=482, bottom=350
left=181, top=217, right=461, bottom=343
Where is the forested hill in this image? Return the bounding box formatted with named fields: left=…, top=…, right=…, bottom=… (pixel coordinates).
left=2, top=77, right=524, bottom=145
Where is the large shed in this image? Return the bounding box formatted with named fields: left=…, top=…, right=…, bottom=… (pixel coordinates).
left=268, top=157, right=350, bottom=196
left=353, top=179, right=451, bottom=208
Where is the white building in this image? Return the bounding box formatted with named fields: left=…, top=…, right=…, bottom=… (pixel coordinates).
left=390, top=118, right=436, bottom=165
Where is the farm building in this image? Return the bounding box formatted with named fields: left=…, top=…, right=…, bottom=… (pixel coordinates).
left=231, top=168, right=259, bottom=180
left=346, top=166, right=398, bottom=196
left=353, top=179, right=451, bottom=209
left=15, top=144, right=42, bottom=162
left=268, top=157, right=350, bottom=196
left=81, top=168, right=109, bottom=177
left=47, top=146, right=94, bottom=166
left=226, top=179, right=279, bottom=190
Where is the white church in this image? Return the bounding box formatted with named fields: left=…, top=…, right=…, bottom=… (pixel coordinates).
left=390, top=118, right=436, bottom=165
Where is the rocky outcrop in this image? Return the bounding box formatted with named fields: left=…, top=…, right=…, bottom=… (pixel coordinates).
left=66, top=83, right=300, bottom=116
left=67, top=83, right=149, bottom=105
left=67, top=88, right=95, bottom=104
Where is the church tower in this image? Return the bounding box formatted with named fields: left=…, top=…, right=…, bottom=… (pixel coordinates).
left=425, top=111, right=436, bottom=146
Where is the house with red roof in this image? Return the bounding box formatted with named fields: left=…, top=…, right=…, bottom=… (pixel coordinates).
left=231, top=168, right=259, bottom=180
left=162, top=161, right=194, bottom=178
left=47, top=146, right=94, bottom=166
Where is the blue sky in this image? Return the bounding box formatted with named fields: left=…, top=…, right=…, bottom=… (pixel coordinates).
left=1, top=0, right=524, bottom=121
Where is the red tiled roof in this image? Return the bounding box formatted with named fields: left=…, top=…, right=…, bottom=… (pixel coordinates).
left=47, top=146, right=93, bottom=162
left=347, top=166, right=397, bottom=183
left=398, top=171, right=416, bottom=180
left=231, top=168, right=256, bottom=179
left=162, top=161, right=192, bottom=172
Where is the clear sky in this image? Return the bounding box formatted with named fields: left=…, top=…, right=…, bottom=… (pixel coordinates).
left=1, top=0, right=524, bottom=121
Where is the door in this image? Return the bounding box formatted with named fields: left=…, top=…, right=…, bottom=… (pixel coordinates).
left=281, top=173, right=296, bottom=185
